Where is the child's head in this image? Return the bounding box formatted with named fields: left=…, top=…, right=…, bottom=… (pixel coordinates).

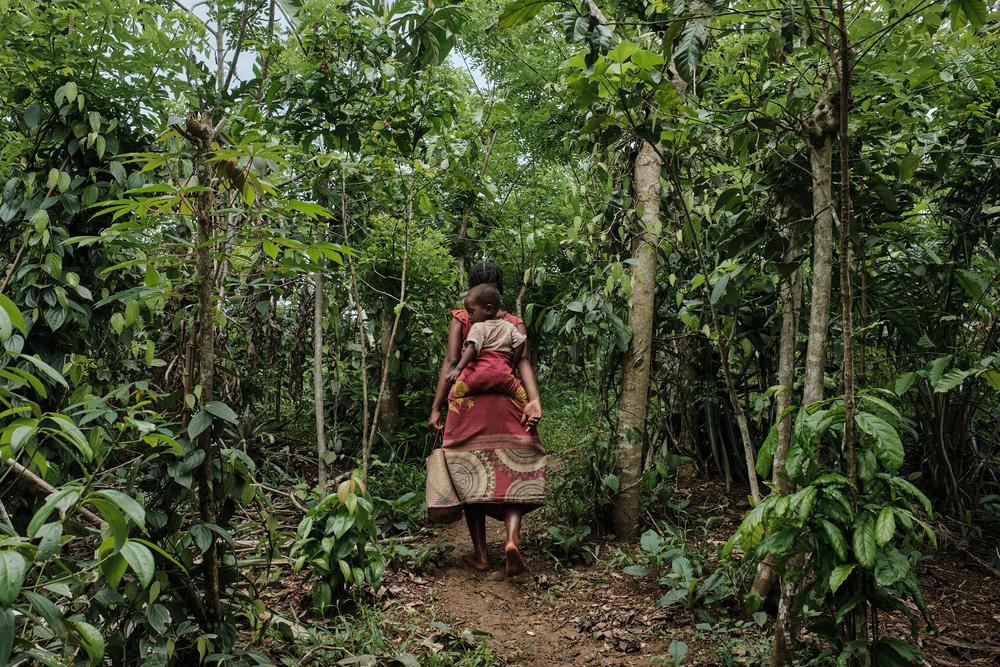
left=464, top=284, right=501, bottom=324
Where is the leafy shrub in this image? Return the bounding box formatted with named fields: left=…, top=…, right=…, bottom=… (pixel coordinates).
left=290, top=475, right=385, bottom=613
left=545, top=524, right=594, bottom=565
left=623, top=527, right=732, bottom=624
left=727, top=397, right=935, bottom=664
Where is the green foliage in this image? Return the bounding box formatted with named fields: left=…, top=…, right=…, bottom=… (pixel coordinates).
left=623, top=526, right=732, bottom=625
left=290, top=476, right=385, bottom=614
left=727, top=400, right=934, bottom=661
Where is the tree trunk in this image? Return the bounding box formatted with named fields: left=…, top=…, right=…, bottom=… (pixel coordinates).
left=376, top=300, right=402, bottom=437
left=667, top=160, right=761, bottom=504
left=313, top=271, right=327, bottom=488
left=193, top=124, right=223, bottom=624
left=801, top=91, right=838, bottom=408
left=751, top=200, right=802, bottom=600
left=365, top=170, right=414, bottom=478
left=834, top=1, right=867, bottom=661
left=674, top=334, right=701, bottom=477
left=772, top=90, right=838, bottom=667
left=342, top=172, right=370, bottom=462
left=613, top=140, right=661, bottom=538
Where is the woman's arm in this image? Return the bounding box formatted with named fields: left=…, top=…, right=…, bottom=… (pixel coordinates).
left=429, top=318, right=464, bottom=432
left=515, top=324, right=542, bottom=429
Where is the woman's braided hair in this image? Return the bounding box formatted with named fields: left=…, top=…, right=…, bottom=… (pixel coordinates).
left=468, top=262, right=505, bottom=294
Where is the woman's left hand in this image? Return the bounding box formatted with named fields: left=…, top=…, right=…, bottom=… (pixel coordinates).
left=521, top=400, right=542, bottom=431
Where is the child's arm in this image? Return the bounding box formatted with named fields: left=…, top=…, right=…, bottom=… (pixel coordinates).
left=447, top=342, right=478, bottom=383
left=509, top=341, right=525, bottom=369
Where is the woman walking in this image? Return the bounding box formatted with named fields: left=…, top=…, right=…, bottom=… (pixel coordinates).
left=428, top=263, right=546, bottom=576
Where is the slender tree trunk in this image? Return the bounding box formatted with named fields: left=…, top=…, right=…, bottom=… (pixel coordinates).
left=772, top=89, right=838, bottom=667
left=751, top=201, right=802, bottom=599
left=801, top=91, right=838, bottom=408
left=365, top=170, right=414, bottom=478
left=191, top=114, right=223, bottom=623
left=674, top=334, right=700, bottom=476
left=668, top=161, right=761, bottom=504
left=313, top=271, right=327, bottom=489
left=342, top=172, right=370, bottom=464
left=613, top=140, right=661, bottom=538
left=834, top=2, right=867, bottom=661
left=376, top=301, right=402, bottom=436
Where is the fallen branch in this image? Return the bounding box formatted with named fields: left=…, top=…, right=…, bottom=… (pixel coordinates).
left=4, top=458, right=104, bottom=526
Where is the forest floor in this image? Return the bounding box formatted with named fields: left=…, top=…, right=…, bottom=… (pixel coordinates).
left=254, top=474, right=1000, bottom=666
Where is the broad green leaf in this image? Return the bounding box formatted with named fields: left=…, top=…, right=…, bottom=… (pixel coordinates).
left=99, top=546, right=127, bottom=589
left=109, top=161, right=126, bottom=185
left=327, top=513, right=354, bottom=539
left=120, top=540, right=155, bottom=587
left=495, top=0, right=553, bottom=30
left=95, top=489, right=146, bottom=529
left=0, top=609, right=12, bottom=666
left=0, top=552, right=27, bottom=606
left=755, top=424, right=779, bottom=478
left=602, top=474, right=619, bottom=492
left=28, top=487, right=79, bottom=538
left=0, top=294, right=26, bottom=336
left=880, top=474, right=933, bottom=517
left=829, top=563, right=855, bottom=593
left=24, top=103, right=42, bottom=129
left=622, top=565, right=650, bottom=577
left=852, top=514, right=878, bottom=569
left=147, top=603, right=171, bottom=634
left=2, top=418, right=37, bottom=452
left=950, top=0, right=988, bottom=28
left=19, top=355, right=67, bottom=388
left=822, top=520, right=848, bottom=561
left=934, top=369, right=973, bottom=393
left=893, top=372, right=917, bottom=396
left=855, top=412, right=903, bottom=473
left=675, top=18, right=708, bottom=82
left=35, top=522, right=63, bottom=561
left=204, top=400, right=238, bottom=423
left=23, top=591, right=67, bottom=637
left=658, top=588, right=687, bottom=606
left=72, top=621, right=104, bottom=665
left=631, top=49, right=664, bottom=69
left=927, top=355, right=951, bottom=386
left=87, top=498, right=128, bottom=548
left=45, top=413, right=92, bottom=460
left=640, top=529, right=660, bottom=555
left=668, top=640, right=688, bottom=665
left=187, top=410, right=212, bottom=440
left=191, top=524, right=212, bottom=553
left=875, top=507, right=895, bottom=546
left=874, top=547, right=910, bottom=587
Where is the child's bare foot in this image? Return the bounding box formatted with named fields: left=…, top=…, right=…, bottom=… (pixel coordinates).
left=504, top=543, right=526, bottom=577
left=462, top=554, right=490, bottom=571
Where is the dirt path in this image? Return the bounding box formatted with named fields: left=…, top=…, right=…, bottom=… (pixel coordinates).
left=387, top=514, right=671, bottom=666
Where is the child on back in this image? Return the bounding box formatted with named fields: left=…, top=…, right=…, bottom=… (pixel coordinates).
left=446, top=284, right=526, bottom=397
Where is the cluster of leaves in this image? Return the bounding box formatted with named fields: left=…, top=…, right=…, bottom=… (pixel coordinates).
left=623, top=527, right=732, bottom=625
left=727, top=398, right=936, bottom=664
left=290, top=476, right=385, bottom=614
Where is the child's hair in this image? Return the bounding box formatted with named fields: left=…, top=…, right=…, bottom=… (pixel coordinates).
left=467, top=283, right=501, bottom=311
left=469, top=262, right=504, bottom=294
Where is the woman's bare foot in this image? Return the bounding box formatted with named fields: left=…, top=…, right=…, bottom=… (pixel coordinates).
left=462, top=554, right=490, bottom=571
left=504, top=543, right=526, bottom=577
